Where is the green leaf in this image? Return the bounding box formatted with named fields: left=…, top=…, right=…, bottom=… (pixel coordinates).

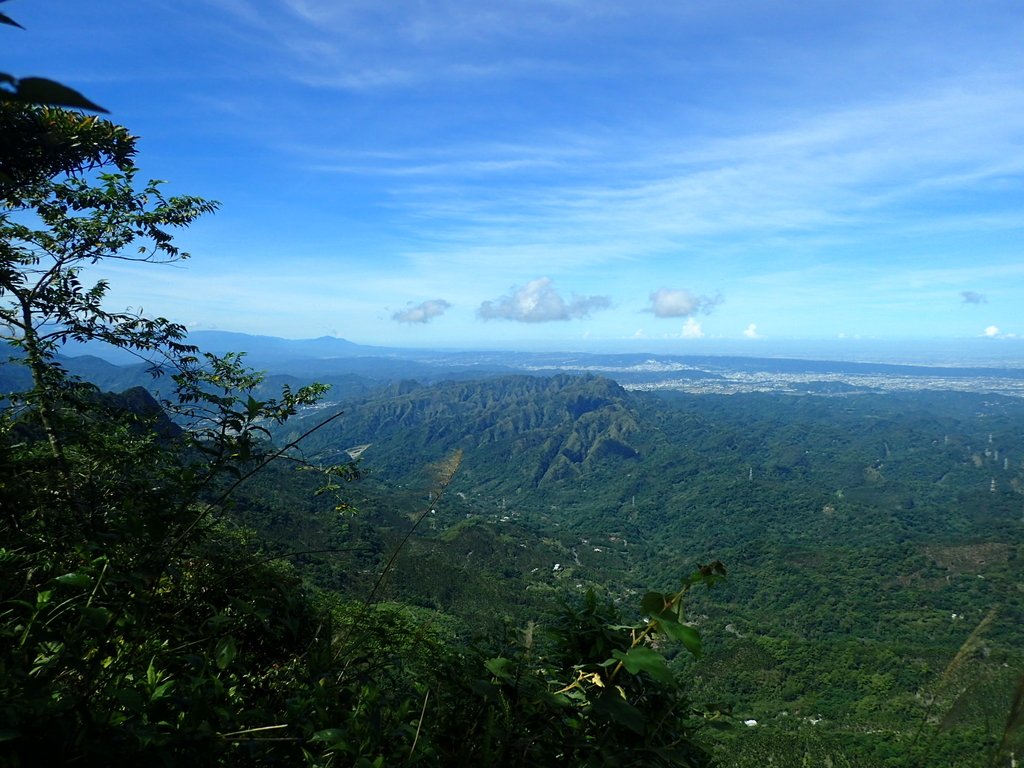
left=311, top=729, right=349, bottom=751
left=6, top=76, right=108, bottom=112
left=654, top=616, right=702, bottom=657
left=468, top=679, right=499, bottom=700
left=114, top=688, right=145, bottom=712
left=245, top=394, right=263, bottom=417
left=214, top=636, right=237, bottom=670
left=312, top=729, right=346, bottom=742
left=151, top=680, right=175, bottom=701
left=640, top=591, right=667, bottom=615
left=703, top=718, right=735, bottom=731
left=54, top=572, right=92, bottom=588
left=612, top=647, right=674, bottom=684
left=685, top=561, right=727, bottom=588
left=484, top=656, right=514, bottom=682
left=80, top=606, right=112, bottom=628
left=590, top=692, right=646, bottom=734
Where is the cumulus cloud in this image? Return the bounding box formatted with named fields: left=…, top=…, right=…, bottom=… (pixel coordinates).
left=477, top=277, right=610, bottom=322
left=681, top=318, right=704, bottom=338
left=743, top=323, right=760, bottom=339
left=392, top=298, right=451, bottom=323
left=983, top=325, right=1000, bottom=338
left=647, top=288, right=722, bottom=318
left=961, top=291, right=987, bottom=304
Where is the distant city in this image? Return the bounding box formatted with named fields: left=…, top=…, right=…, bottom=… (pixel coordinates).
left=625, top=370, right=1024, bottom=397
left=519, top=357, right=1024, bottom=398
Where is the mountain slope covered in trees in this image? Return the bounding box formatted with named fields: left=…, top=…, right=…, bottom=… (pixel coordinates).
left=265, top=373, right=1024, bottom=764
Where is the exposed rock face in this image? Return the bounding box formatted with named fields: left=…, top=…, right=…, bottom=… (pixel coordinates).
left=290, top=373, right=642, bottom=488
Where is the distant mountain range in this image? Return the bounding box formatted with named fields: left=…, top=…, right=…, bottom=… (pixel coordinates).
left=54, top=331, right=381, bottom=365
left=27, top=330, right=1021, bottom=399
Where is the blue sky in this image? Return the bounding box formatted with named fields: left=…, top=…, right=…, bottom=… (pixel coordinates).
left=7, top=0, right=1024, bottom=352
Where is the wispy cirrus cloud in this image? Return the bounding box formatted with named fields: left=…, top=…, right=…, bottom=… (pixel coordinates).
left=203, top=0, right=602, bottom=94
left=348, top=81, right=1024, bottom=282
left=43, top=0, right=1023, bottom=344
left=195, top=1, right=1024, bottom=286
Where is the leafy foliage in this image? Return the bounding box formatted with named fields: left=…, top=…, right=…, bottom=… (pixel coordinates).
left=0, top=104, right=726, bottom=767
left=428, top=567, right=724, bottom=767
left=0, top=107, right=368, bottom=765
left=1, top=2, right=107, bottom=114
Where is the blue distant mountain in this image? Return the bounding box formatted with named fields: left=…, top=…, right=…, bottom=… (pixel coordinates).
left=52, top=331, right=386, bottom=365
left=13, top=330, right=1023, bottom=399
left=185, top=331, right=377, bottom=360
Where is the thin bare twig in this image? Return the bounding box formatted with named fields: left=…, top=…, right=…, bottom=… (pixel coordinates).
left=408, top=688, right=430, bottom=761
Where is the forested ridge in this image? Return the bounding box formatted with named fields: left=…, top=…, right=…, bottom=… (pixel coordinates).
left=3, top=73, right=1023, bottom=768
left=270, top=372, right=1024, bottom=765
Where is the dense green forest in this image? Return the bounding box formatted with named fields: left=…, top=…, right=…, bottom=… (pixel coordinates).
left=263, top=372, right=1024, bottom=764
left=3, top=97, right=1023, bottom=767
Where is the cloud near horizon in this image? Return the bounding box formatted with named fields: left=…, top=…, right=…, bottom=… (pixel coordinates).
left=478, top=278, right=610, bottom=323
left=680, top=318, right=704, bottom=339
left=647, top=288, right=722, bottom=318
left=961, top=291, right=987, bottom=304
left=392, top=298, right=452, bottom=323
left=743, top=323, right=760, bottom=339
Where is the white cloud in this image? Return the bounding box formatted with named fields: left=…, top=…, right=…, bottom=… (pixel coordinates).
left=743, top=323, right=760, bottom=339
left=392, top=298, right=451, bottom=324
left=477, top=277, right=610, bottom=323
left=983, top=325, right=1000, bottom=337
left=647, top=288, right=721, bottom=318
left=680, top=318, right=704, bottom=338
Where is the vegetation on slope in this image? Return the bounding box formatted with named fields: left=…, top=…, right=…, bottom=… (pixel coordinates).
left=269, top=372, right=1024, bottom=765
left=0, top=102, right=723, bottom=766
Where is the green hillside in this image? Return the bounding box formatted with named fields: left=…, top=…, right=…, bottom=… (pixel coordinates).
left=266, top=373, right=1024, bottom=765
